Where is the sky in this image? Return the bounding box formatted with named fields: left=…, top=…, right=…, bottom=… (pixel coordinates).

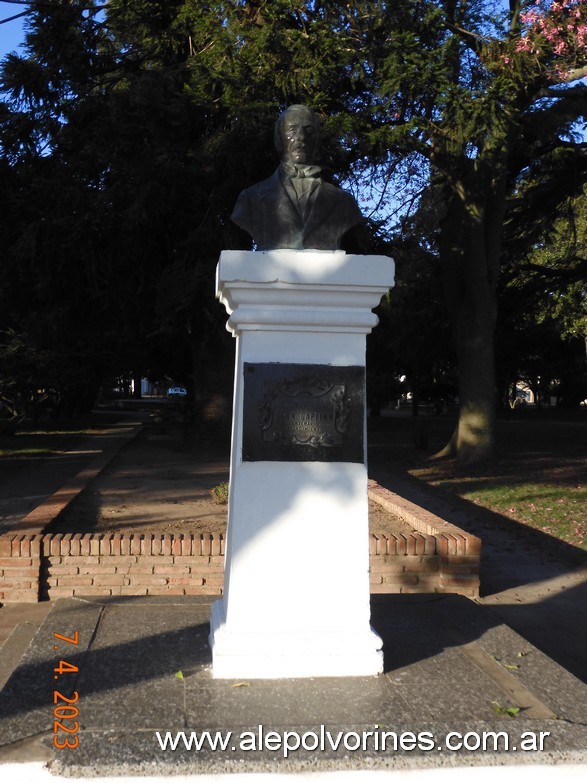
left=0, top=2, right=26, bottom=59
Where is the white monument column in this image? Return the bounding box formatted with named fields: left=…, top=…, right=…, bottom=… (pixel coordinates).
left=209, top=249, right=394, bottom=679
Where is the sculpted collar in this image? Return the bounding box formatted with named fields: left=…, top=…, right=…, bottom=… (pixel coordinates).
left=281, top=162, right=322, bottom=179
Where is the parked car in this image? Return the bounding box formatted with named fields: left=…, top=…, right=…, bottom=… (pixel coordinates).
left=167, top=387, right=187, bottom=397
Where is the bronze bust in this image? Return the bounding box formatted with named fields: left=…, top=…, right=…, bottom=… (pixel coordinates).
left=231, top=105, right=363, bottom=251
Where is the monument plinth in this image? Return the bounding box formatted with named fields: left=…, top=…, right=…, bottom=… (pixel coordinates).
left=209, top=249, right=394, bottom=679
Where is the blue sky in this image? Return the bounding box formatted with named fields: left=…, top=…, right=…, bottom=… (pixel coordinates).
left=0, top=3, right=26, bottom=59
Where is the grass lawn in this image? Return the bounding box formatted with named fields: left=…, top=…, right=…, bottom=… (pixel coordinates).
left=368, top=409, right=587, bottom=551
left=0, top=419, right=118, bottom=459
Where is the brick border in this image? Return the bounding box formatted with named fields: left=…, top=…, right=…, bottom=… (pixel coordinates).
left=0, top=476, right=481, bottom=603
left=40, top=533, right=225, bottom=600
left=368, top=480, right=481, bottom=596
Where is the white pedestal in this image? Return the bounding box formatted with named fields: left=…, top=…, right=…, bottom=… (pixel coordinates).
left=209, top=250, right=394, bottom=678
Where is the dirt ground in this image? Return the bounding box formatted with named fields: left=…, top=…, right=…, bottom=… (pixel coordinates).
left=52, top=429, right=416, bottom=537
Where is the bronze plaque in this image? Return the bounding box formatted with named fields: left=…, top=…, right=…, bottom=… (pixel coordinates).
left=242, top=363, right=364, bottom=462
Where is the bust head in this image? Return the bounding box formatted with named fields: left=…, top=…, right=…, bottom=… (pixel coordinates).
left=274, top=104, right=320, bottom=166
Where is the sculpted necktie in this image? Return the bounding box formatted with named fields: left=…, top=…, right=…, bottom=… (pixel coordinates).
left=281, top=163, right=321, bottom=221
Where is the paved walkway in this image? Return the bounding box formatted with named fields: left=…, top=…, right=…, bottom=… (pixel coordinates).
left=0, top=418, right=586, bottom=778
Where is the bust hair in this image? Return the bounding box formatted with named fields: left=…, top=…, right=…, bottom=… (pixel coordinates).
left=274, top=104, right=320, bottom=155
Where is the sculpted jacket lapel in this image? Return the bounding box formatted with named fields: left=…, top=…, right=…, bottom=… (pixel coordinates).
left=303, top=181, right=339, bottom=240
left=260, top=170, right=303, bottom=232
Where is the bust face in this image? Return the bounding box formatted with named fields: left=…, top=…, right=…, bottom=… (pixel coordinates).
left=280, top=107, right=319, bottom=165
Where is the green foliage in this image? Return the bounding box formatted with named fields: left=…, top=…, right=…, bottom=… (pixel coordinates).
left=0, top=1, right=585, bottom=445
left=210, top=481, right=229, bottom=505
left=491, top=701, right=522, bottom=718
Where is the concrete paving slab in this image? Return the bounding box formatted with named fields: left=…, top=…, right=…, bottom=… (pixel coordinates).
left=0, top=595, right=585, bottom=777
left=0, top=598, right=102, bottom=746
left=184, top=676, right=406, bottom=729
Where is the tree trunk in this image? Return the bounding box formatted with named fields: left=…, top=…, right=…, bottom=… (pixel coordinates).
left=435, top=186, right=500, bottom=462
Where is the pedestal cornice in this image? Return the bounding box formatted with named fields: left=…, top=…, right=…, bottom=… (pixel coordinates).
left=216, top=250, right=394, bottom=335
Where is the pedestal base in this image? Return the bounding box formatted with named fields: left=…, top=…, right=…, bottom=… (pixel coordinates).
left=209, top=599, right=383, bottom=679
left=211, top=250, right=394, bottom=680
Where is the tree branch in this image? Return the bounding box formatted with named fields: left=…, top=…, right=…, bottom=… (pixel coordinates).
left=545, top=85, right=587, bottom=99
left=551, top=65, right=587, bottom=86
left=444, top=21, right=486, bottom=55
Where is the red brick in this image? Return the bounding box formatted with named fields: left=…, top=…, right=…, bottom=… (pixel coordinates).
left=162, top=537, right=172, bottom=556
left=0, top=537, right=13, bottom=557
left=128, top=575, right=168, bottom=586
left=0, top=588, right=38, bottom=602
left=443, top=563, right=477, bottom=575
left=3, top=566, right=37, bottom=578
left=117, top=586, right=148, bottom=595
left=440, top=574, right=479, bottom=587
left=0, top=557, right=32, bottom=567
left=115, top=555, right=139, bottom=565
left=130, top=536, right=142, bottom=556
left=61, top=555, right=99, bottom=565
left=30, top=535, right=42, bottom=557
left=79, top=536, right=91, bottom=556
left=406, top=535, right=417, bottom=556
left=47, top=587, right=76, bottom=599
left=56, top=576, right=94, bottom=587
left=92, top=575, right=129, bottom=587
left=74, top=587, right=113, bottom=596
left=203, top=575, right=225, bottom=587
left=128, top=564, right=155, bottom=575
left=69, top=533, right=82, bottom=557
left=465, top=535, right=482, bottom=555
left=2, top=579, right=35, bottom=589
left=79, top=565, right=117, bottom=575
left=201, top=585, right=223, bottom=595
left=50, top=535, right=64, bottom=556
left=172, top=537, right=182, bottom=556
left=167, top=576, right=194, bottom=586
left=396, top=535, right=408, bottom=555
left=188, top=564, right=221, bottom=576
left=153, top=565, right=189, bottom=575
left=369, top=559, right=404, bottom=575
left=200, top=535, right=212, bottom=556
left=397, top=573, right=418, bottom=585
left=370, top=582, right=399, bottom=594
left=446, top=555, right=479, bottom=565
left=211, top=536, right=221, bottom=556
left=48, top=565, right=78, bottom=577
left=11, top=538, right=23, bottom=557
left=145, top=587, right=174, bottom=595
left=60, top=534, right=73, bottom=555
left=455, top=534, right=467, bottom=555
left=404, top=556, right=440, bottom=573
left=437, top=535, right=449, bottom=557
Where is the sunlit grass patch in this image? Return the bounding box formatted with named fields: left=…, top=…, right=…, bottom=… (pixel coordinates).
left=15, top=429, right=102, bottom=437
left=461, top=482, right=587, bottom=550
left=0, top=447, right=55, bottom=458
left=412, top=461, right=587, bottom=550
